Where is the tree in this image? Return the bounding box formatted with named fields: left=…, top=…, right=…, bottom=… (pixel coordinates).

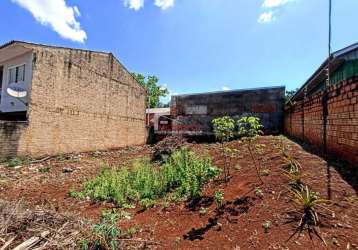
left=131, top=73, right=169, bottom=108
left=285, top=88, right=299, bottom=102
left=237, top=116, right=264, bottom=184
left=212, top=116, right=236, bottom=182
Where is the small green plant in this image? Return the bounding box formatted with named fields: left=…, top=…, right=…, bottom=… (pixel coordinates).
left=93, top=209, right=122, bottom=250
left=126, top=226, right=140, bottom=237
left=288, top=186, right=328, bottom=243
left=212, top=116, right=236, bottom=182
left=254, top=187, right=263, bottom=198
left=199, top=207, right=208, bottom=216
left=214, top=190, right=224, bottom=208
left=282, top=151, right=301, bottom=174
left=39, top=166, right=51, bottom=173
left=284, top=170, right=305, bottom=191
left=262, top=220, right=272, bottom=233
left=5, top=157, right=27, bottom=168
left=237, top=116, right=264, bottom=184
left=260, top=168, right=271, bottom=176
left=140, top=198, right=156, bottom=210
left=77, top=239, right=90, bottom=250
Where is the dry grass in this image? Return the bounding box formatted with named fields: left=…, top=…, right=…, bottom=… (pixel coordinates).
left=0, top=199, right=90, bottom=250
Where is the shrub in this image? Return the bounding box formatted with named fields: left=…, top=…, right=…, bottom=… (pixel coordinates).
left=213, top=190, right=224, bottom=208
left=162, top=148, right=221, bottom=199
left=93, top=209, right=123, bottom=250
left=74, top=149, right=220, bottom=207
left=262, top=220, right=272, bottom=233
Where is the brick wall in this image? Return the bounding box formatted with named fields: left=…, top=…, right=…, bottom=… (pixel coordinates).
left=0, top=42, right=146, bottom=160
left=284, top=77, right=358, bottom=166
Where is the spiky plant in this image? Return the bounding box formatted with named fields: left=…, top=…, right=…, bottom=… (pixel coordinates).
left=289, top=186, right=328, bottom=244
left=282, top=151, right=301, bottom=174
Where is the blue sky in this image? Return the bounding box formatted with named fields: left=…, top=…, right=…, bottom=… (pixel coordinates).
left=1, top=0, right=358, bottom=102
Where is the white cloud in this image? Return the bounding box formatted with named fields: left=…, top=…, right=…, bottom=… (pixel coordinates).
left=154, top=0, right=174, bottom=10
left=258, top=11, right=275, bottom=23
left=258, top=0, right=295, bottom=23
left=124, top=0, right=144, bottom=10
left=12, top=0, right=87, bottom=43
left=123, top=0, right=175, bottom=10
left=262, top=0, right=295, bottom=8
left=222, top=86, right=231, bottom=91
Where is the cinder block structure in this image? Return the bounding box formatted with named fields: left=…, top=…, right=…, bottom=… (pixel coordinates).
left=0, top=41, right=146, bottom=160
left=170, top=86, right=285, bottom=135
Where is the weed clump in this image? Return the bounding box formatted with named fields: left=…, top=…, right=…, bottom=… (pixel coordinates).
left=72, top=148, right=220, bottom=207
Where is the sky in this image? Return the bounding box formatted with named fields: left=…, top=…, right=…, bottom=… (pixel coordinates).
left=1, top=0, right=358, bottom=103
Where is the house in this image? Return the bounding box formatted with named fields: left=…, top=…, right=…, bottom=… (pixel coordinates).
left=284, top=42, right=358, bottom=165
left=0, top=41, right=146, bottom=160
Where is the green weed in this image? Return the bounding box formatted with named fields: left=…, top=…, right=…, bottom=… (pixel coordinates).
left=74, top=149, right=220, bottom=207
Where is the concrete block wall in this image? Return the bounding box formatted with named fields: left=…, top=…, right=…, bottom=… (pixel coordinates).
left=171, top=87, right=285, bottom=135
left=0, top=42, right=146, bottom=160
left=284, top=77, right=358, bottom=166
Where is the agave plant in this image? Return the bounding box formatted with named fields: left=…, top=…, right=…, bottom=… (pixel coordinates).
left=289, top=185, right=328, bottom=244
left=284, top=169, right=305, bottom=192
left=291, top=186, right=326, bottom=226
left=282, top=151, right=301, bottom=174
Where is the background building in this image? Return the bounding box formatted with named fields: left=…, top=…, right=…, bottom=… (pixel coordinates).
left=0, top=41, right=146, bottom=160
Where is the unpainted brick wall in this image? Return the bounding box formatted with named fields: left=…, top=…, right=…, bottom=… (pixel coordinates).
left=0, top=43, right=146, bottom=160
left=284, top=77, right=358, bottom=166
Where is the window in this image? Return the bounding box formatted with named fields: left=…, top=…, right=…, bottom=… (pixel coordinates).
left=8, top=64, right=25, bottom=84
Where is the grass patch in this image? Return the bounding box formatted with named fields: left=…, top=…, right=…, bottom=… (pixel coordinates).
left=4, top=157, right=29, bottom=168
left=71, top=148, right=221, bottom=207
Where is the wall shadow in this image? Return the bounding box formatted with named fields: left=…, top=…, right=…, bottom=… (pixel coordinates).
left=286, top=135, right=358, bottom=196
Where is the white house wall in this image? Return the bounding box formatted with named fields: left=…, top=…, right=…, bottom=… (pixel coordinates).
left=0, top=52, right=32, bottom=113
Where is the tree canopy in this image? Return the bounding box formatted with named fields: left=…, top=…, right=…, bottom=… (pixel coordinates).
left=131, top=73, right=169, bottom=108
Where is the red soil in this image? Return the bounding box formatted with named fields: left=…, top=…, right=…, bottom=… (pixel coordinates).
left=1, top=136, right=357, bottom=249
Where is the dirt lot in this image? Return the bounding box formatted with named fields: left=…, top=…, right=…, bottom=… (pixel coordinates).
left=0, top=136, right=357, bottom=249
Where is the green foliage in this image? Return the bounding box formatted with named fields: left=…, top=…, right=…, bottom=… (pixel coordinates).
left=39, top=166, right=51, bottom=173
left=237, top=116, right=264, bottom=140
left=131, top=72, right=169, bottom=108
left=237, top=116, right=264, bottom=184
left=212, top=116, right=236, bottom=142
left=285, top=88, right=299, bottom=102
left=254, top=187, right=263, bottom=198
left=93, top=209, right=122, bottom=250
left=290, top=186, right=327, bottom=227
left=284, top=169, right=305, bottom=191
left=74, top=149, right=220, bottom=207
left=162, top=148, right=221, bottom=199
left=212, top=116, right=236, bottom=182
left=140, top=198, right=156, bottom=210
left=213, top=190, right=224, bottom=207
left=260, top=168, right=271, bottom=176
left=5, top=157, right=28, bottom=168
left=282, top=151, right=301, bottom=174
left=77, top=239, right=90, bottom=250
left=199, top=207, right=208, bottom=216
left=262, top=220, right=272, bottom=233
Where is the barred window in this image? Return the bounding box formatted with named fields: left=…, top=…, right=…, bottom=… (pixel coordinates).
left=8, top=64, right=25, bottom=84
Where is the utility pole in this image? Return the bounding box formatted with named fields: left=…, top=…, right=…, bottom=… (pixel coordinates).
left=326, top=0, right=332, bottom=88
